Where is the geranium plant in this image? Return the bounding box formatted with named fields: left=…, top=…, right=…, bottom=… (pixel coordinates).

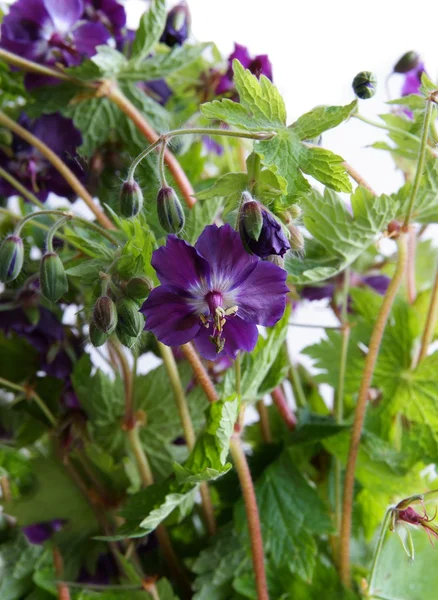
left=0, top=1, right=437, bottom=599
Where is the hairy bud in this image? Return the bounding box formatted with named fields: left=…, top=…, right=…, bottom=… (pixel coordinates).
left=120, top=179, right=143, bottom=218
left=352, top=71, right=377, bottom=100
left=92, top=295, right=117, bottom=334
left=393, top=51, right=420, bottom=74
left=239, top=193, right=264, bottom=241
left=288, top=224, right=305, bottom=255
left=157, top=186, right=185, bottom=234
left=116, top=298, right=145, bottom=338
left=125, top=276, right=153, bottom=303
left=40, top=252, right=68, bottom=302
left=89, top=321, right=108, bottom=347
left=0, top=235, right=24, bottom=283
left=288, top=204, right=302, bottom=220
left=115, top=324, right=137, bottom=349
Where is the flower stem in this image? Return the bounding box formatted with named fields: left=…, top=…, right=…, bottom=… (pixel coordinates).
left=230, top=436, right=269, bottom=600
left=158, top=342, right=217, bottom=535
left=256, top=399, right=272, bottom=443
left=53, top=547, right=71, bottom=600
left=0, top=207, right=67, bottom=241
left=403, top=99, right=435, bottom=227
left=0, top=111, right=114, bottom=230
left=0, top=166, right=45, bottom=209
left=158, top=141, right=168, bottom=188
left=417, top=265, right=438, bottom=364
left=107, top=85, right=196, bottom=209
left=0, top=377, right=56, bottom=426
left=406, top=226, right=417, bottom=304
left=367, top=508, right=393, bottom=594
left=341, top=161, right=376, bottom=195
left=180, top=342, right=218, bottom=403
left=235, top=353, right=241, bottom=398
left=288, top=360, right=306, bottom=408
left=46, top=216, right=72, bottom=252
left=271, top=386, right=296, bottom=430
left=0, top=475, right=12, bottom=503
left=339, top=233, right=408, bottom=587
left=0, top=48, right=76, bottom=83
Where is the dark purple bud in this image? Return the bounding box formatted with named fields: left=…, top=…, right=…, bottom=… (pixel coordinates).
left=393, top=51, right=420, bottom=74
left=0, top=235, right=24, bottom=283
left=125, top=276, right=153, bottom=303
left=89, top=321, right=108, bottom=347
left=352, top=71, right=377, bottom=100
left=92, top=296, right=117, bottom=334
left=116, top=298, right=144, bottom=338
left=120, top=180, right=143, bottom=218
left=238, top=194, right=290, bottom=259
left=160, top=1, right=190, bottom=47
left=40, top=252, right=68, bottom=302
left=157, top=186, right=185, bottom=234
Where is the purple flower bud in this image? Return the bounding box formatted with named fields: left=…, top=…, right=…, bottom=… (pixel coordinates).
left=120, top=180, right=143, bottom=218
left=238, top=195, right=290, bottom=259
left=160, top=1, right=190, bottom=47
left=393, top=51, right=420, bottom=74
left=40, top=252, right=68, bottom=302
left=157, top=186, right=185, bottom=234
left=116, top=298, right=145, bottom=338
left=0, top=234, right=24, bottom=283
left=125, top=276, right=153, bottom=303
left=352, top=71, right=377, bottom=100
left=92, top=296, right=117, bottom=334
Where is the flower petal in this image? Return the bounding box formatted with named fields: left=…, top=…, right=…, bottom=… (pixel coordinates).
left=73, top=21, right=110, bottom=58
left=195, top=224, right=258, bottom=291
left=151, top=235, right=211, bottom=290
left=142, top=286, right=200, bottom=346
left=44, top=0, right=83, bottom=33
left=193, top=316, right=258, bottom=360
left=235, top=261, right=288, bottom=326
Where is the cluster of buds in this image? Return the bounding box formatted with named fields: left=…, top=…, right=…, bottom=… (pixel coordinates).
left=90, top=275, right=152, bottom=349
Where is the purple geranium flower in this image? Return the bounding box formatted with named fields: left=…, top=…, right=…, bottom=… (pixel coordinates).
left=82, top=0, right=126, bottom=37
left=142, top=224, right=288, bottom=360
left=23, top=519, right=65, bottom=544
left=0, top=0, right=109, bottom=76
left=216, top=43, right=273, bottom=95
left=0, top=113, right=84, bottom=202
left=239, top=198, right=290, bottom=259
left=402, top=61, right=426, bottom=97
left=160, top=1, right=190, bottom=48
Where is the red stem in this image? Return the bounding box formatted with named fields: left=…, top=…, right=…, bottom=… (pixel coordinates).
left=271, top=386, right=296, bottom=430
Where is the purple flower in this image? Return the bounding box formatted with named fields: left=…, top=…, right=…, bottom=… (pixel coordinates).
left=301, top=284, right=335, bottom=302
left=142, top=224, right=288, bottom=360
left=402, top=62, right=426, bottom=96
left=82, top=0, right=126, bottom=37
left=239, top=198, right=291, bottom=259
left=362, top=274, right=390, bottom=296
left=140, top=79, right=173, bottom=106
left=160, top=1, right=190, bottom=48
left=216, top=43, right=273, bottom=95
left=23, top=519, right=65, bottom=544
left=0, top=113, right=83, bottom=202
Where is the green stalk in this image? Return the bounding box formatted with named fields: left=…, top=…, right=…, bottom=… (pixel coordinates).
left=0, top=166, right=45, bottom=209
left=45, top=216, right=72, bottom=253
left=288, top=360, right=306, bottom=408
left=367, top=508, right=393, bottom=594
left=0, top=376, right=56, bottom=426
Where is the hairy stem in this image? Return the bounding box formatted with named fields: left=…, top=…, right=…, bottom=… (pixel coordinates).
left=256, top=399, right=272, bottom=443
left=406, top=226, right=417, bottom=304
left=230, top=437, right=269, bottom=600
left=342, top=162, right=376, bottom=195
left=158, top=343, right=217, bottom=534
left=288, top=361, right=306, bottom=408
left=180, top=342, right=218, bottom=403
left=0, top=48, right=76, bottom=83
left=271, top=386, right=296, bottom=430
left=0, top=111, right=114, bottom=230
left=339, top=234, right=408, bottom=587
left=417, top=265, right=438, bottom=364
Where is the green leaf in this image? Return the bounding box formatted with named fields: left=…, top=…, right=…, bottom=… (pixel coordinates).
left=0, top=333, right=39, bottom=383
left=285, top=187, right=398, bottom=284
left=65, top=259, right=108, bottom=285
left=183, top=197, right=223, bottom=244
left=64, top=97, right=118, bottom=157
left=300, top=146, right=352, bottom=192
left=195, top=172, right=247, bottom=214
left=393, top=161, right=438, bottom=223
left=121, top=44, right=210, bottom=81
left=0, top=533, right=42, bottom=600
left=131, top=0, right=167, bottom=61
left=290, top=100, right=357, bottom=140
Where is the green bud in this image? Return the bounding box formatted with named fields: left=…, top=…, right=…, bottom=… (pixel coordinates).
left=93, top=295, right=117, bottom=334
left=0, top=234, right=24, bottom=283
left=125, top=276, right=153, bottom=303
left=352, top=71, right=377, bottom=100
left=238, top=193, right=264, bottom=241
left=288, top=204, right=302, bottom=220
left=115, top=324, right=137, bottom=349
left=116, top=298, right=145, bottom=338
left=120, top=179, right=144, bottom=218
left=288, top=224, right=305, bottom=254
left=89, top=321, right=108, bottom=347
left=157, top=186, right=185, bottom=234
left=393, top=51, right=420, bottom=74
left=40, top=252, right=68, bottom=302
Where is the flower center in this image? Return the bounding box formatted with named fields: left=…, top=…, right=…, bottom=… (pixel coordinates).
left=200, top=291, right=238, bottom=354
left=49, top=33, right=78, bottom=57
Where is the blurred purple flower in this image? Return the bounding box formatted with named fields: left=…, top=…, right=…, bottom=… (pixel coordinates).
left=0, top=113, right=83, bottom=202
left=23, top=519, right=65, bottom=544
left=0, top=0, right=110, bottom=86
left=402, top=62, right=426, bottom=96
left=301, top=284, right=335, bottom=302
left=202, top=136, right=224, bottom=156
left=142, top=224, right=288, bottom=360
left=140, top=79, right=173, bottom=106
left=160, top=1, right=190, bottom=48
left=77, top=553, right=118, bottom=585
left=82, top=0, right=126, bottom=37
left=216, top=43, right=273, bottom=95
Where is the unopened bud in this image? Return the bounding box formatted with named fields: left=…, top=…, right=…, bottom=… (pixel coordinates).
left=393, top=51, right=420, bottom=74
left=352, top=71, right=377, bottom=100
left=40, top=252, right=68, bottom=302
left=125, top=276, right=153, bottom=303
left=239, top=193, right=264, bottom=241
left=93, top=295, right=117, bottom=334
left=288, top=224, right=305, bottom=254
left=115, top=324, right=137, bottom=349
left=120, top=180, right=143, bottom=218
left=0, top=235, right=24, bottom=283
left=116, top=298, right=145, bottom=338
left=157, top=186, right=185, bottom=234
left=89, top=321, right=108, bottom=347
left=387, top=220, right=401, bottom=238
left=160, top=1, right=190, bottom=47
left=288, top=204, right=302, bottom=220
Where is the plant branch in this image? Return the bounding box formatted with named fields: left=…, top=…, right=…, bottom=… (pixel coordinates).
left=0, top=111, right=114, bottom=229
left=339, top=233, right=408, bottom=587
left=342, top=161, right=376, bottom=195
left=0, top=377, right=56, bottom=426
left=0, top=48, right=76, bottom=83
left=53, top=547, right=71, bottom=600
left=417, top=265, right=438, bottom=364
left=288, top=361, right=306, bottom=408
left=271, top=386, right=296, bottom=430
left=256, top=399, right=272, bottom=443
left=406, top=226, right=417, bottom=304
left=0, top=166, right=45, bottom=209
left=180, top=342, right=218, bottom=403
